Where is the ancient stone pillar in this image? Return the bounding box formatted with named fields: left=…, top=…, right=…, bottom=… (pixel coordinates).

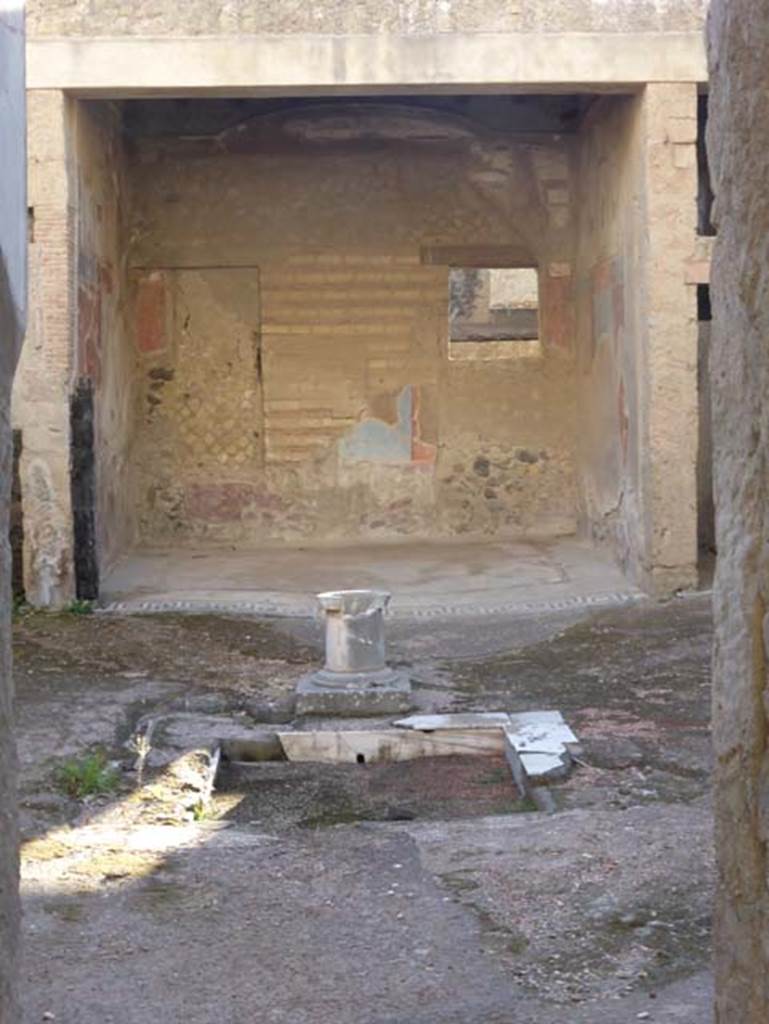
left=0, top=3, right=27, bottom=1020
left=641, top=82, right=699, bottom=595
left=707, top=2, right=769, bottom=1019
left=296, top=589, right=411, bottom=715
left=318, top=589, right=390, bottom=674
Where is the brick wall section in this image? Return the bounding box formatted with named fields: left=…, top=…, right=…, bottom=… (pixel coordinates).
left=261, top=254, right=442, bottom=464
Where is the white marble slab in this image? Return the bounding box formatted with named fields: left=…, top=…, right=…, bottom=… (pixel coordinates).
left=277, top=727, right=503, bottom=764
left=395, top=709, right=577, bottom=784
left=393, top=713, right=514, bottom=730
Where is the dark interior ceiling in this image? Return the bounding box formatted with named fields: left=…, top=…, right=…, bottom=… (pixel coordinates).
left=118, top=94, right=598, bottom=139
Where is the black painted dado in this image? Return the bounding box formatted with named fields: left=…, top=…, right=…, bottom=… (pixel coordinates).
left=10, top=429, right=24, bottom=600
left=70, top=379, right=99, bottom=600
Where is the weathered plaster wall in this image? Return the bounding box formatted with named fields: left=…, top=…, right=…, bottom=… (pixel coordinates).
left=127, top=106, right=578, bottom=545
left=707, top=2, right=769, bottom=1019
left=73, top=101, right=135, bottom=576
left=0, top=2, right=26, bottom=1019
left=575, top=87, right=698, bottom=592
left=13, top=89, right=75, bottom=606
left=26, top=0, right=708, bottom=37
left=575, top=95, right=647, bottom=580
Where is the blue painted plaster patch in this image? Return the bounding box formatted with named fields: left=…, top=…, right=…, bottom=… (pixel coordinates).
left=340, top=386, right=413, bottom=463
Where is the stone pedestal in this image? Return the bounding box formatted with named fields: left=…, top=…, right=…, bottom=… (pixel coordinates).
left=296, top=590, right=411, bottom=716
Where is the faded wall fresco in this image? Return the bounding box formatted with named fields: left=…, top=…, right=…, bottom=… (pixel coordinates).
left=73, top=101, right=136, bottom=577
left=575, top=96, right=645, bottom=578
left=127, top=102, right=579, bottom=545
left=340, top=386, right=436, bottom=466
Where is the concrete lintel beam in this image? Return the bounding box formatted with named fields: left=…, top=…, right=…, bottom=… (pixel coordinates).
left=27, top=32, right=707, bottom=96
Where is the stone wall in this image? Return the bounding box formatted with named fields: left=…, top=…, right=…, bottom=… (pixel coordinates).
left=26, top=0, right=708, bottom=37
left=707, top=2, right=769, bottom=1019
left=0, top=2, right=26, bottom=1019
left=126, top=101, right=579, bottom=547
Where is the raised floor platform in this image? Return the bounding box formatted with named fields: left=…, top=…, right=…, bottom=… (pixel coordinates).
left=100, top=537, right=642, bottom=619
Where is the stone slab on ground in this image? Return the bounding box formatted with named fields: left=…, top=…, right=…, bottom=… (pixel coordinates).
left=150, top=711, right=266, bottom=750
left=505, top=711, right=577, bottom=781
left=394, top=712, right=512, bottom=730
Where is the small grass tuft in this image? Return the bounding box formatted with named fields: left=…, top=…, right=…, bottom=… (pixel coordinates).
left=64, top=599, right=95, bottom=616
left=55, top=750, right=121, bottom=799
left=191, top=800, right=210, bottom=822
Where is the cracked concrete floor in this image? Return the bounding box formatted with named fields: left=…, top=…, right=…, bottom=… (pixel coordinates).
left=15, top=593, right=714, bottom=1023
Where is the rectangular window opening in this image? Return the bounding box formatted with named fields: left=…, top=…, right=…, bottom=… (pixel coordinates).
left=448, top=267, right=541, bottom=361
